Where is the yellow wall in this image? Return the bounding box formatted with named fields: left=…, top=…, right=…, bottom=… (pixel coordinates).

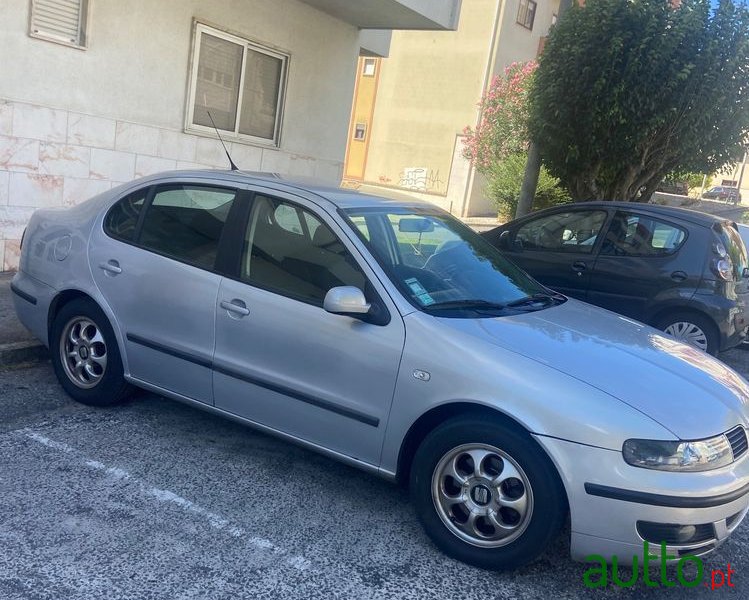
left=347, top=0, right=560, bottom=217
left=360, top=0, right=500, bottom=194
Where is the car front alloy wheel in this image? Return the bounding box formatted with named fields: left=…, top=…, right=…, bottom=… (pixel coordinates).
left=410, top=415, right=566, bottom=570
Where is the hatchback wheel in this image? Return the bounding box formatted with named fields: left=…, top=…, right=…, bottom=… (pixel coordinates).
left=410, top=416, right=566, bottom=570
left=51, top=298, right=132, bottom=406
left=656, top=311, right=718, bottom=355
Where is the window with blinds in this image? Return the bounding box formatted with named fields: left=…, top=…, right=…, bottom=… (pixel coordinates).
left=29, top=0, right=88, bottom=47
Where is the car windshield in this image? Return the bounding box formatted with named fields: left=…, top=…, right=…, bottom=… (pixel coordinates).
left=344, top=207, right=564, bottom=316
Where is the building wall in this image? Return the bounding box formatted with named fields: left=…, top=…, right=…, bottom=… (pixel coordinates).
left=360, top=0, right=500, bottom=195
left=0, top=0, right=360, bottom=270
left=346, top=0, right=560, bottom=217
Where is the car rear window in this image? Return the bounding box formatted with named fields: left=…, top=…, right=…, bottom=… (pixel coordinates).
left=600, top=212, right=686, bottom=257
left=104, top=190, right=147, bottom=241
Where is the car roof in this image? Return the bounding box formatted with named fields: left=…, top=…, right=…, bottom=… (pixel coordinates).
left=514, top=200, right=733, bottom=228
left=143, top=169, right=437, bottom=211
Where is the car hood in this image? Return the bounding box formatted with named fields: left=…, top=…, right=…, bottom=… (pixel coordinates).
left=455, top=299, right=749, bottom=440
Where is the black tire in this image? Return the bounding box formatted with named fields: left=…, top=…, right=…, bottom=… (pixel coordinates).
left=655, top=311, right=719, bottom=356
left=50, top=297, right=132, bottom=406
left=410, top=415, right=566, bottom=570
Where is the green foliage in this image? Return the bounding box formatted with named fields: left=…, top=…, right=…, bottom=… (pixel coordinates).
left=463, top=62, right=570, bottom=212
left=530, top=0, right=749, bottom=202
left=487, top=153, right=571, bottom=216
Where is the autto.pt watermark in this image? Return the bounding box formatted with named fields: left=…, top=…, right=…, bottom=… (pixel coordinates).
left=583, top=541, right=735, bottom=590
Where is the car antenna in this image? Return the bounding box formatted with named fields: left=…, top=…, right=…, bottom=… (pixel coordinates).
left=206, top=111, right=239, bottom=171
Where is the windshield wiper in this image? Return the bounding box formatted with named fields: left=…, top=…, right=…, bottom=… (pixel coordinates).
left=504, top=292, right=564, bottom=309
left=424, top=299, right=509, bottom=311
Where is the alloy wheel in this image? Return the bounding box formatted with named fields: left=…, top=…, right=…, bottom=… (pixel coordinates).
left=431, top=443, right=534, bottom=548
left=59, top=317, right=108, bottom=389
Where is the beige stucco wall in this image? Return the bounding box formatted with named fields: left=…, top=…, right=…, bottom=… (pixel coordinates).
left=0, top=0, right=362, bottom=270
left=359, top=0, right=561, bottom=217
left=362, top=0, right=500, bottom=195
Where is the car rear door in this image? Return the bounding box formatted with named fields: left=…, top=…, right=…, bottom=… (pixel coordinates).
left=89, top=180, right=244, bottom=404
left=499, top=208, right=610, bottom=300
left=586, top=210, right=696, bottom=322
left=211, top=189, right=405, bottom=467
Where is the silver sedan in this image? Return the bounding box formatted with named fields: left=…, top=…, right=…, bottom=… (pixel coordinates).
left=11, top=170, right=749, bottom=569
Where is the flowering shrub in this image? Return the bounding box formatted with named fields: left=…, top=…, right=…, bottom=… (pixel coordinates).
left=463, top=61, right=537, bottom=170
left=463, top=61, right=569, bottom=215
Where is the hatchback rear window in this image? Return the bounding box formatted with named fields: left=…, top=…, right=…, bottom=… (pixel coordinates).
left=600, top=212, right=686, bottom=257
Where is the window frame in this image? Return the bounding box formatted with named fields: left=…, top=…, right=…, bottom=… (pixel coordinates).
left=362, top=58, right=377, bottom=77
left=516, top=0, right=537, bottom=31
left=185, top=22, right=289, bottom=147
left=598, top=211, right=689, bottom=258
left=102, top=183, right=248, bottom=274
left=28, top=0, right=89, bottom=50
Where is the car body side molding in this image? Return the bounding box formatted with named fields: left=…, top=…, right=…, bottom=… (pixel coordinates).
left=126, top=332, right=380, bottom=427
left=585, top=481, right=749, bottom=508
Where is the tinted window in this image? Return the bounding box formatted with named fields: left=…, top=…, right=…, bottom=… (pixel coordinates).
left=346, top=208, right=551, bottom=313
left=600, top=212, right=686, bottom=256
left=104, top=190, right=147, bottom=241
left=242, top=196, right=367, bottom=305
left=138, top=185, right=236, bottom=269
left=515, top=210, right=607, bottom=253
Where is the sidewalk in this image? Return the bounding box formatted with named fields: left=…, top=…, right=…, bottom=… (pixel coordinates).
left=0, top=272, right=48, bottom=368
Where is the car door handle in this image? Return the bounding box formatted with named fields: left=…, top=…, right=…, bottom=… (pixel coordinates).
left=671, top=270, right=688, bottom=282
left=571, top=261, right=587, bottom=274
left=99, top=260, right=122, bottom=275
left=220, top=299, right=250, bottom=316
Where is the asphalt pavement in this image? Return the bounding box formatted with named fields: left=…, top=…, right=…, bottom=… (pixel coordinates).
left=1, top=361, right=748, bottom=599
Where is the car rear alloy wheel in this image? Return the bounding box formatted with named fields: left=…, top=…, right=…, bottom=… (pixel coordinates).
left=431, top=443, right=534, bottom=548
left=410, top=416, right=566, bottom=570
left=60, top=317, right=108, bottom=389
left=51, top=297, right=132, bottom=406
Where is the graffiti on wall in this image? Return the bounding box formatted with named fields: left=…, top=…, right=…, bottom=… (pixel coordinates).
left=398, top=167, right=444, bottom=192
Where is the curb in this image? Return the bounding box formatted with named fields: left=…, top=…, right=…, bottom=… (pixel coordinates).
left=0, top=340, right=49, bottom=369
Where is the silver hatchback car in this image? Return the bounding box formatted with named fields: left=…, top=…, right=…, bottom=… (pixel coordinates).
left=11, top=171, right=749, bottom=569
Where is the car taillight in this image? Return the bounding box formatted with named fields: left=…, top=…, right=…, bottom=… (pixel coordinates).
left=711, top=238, right=735, bottom=281
left=713, top=257, right=734, bottom=281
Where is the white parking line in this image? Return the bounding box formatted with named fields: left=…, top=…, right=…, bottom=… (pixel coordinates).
left=21, top=429, right=314, bottom=572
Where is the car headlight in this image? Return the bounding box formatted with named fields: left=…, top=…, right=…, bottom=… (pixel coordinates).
left=623, top=435, right=734, bottom=472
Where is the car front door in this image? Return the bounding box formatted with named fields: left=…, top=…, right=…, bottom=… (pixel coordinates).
left=89, top=181, right=243, bottom=404
left=587, top=211, right=694, bottom=322
left=212, top=191, right=405, bottom=466
left=501, top=208, right=610, bottom=300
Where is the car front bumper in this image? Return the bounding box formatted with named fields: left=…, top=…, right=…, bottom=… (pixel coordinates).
left=536, top=434, right=749, bottom=565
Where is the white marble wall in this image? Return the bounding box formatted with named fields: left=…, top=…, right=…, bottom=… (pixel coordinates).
left=0, top=98, right=344, bottom=271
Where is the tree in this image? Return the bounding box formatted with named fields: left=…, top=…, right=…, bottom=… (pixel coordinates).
left=463, top=62, right=570, bottom=215
left=530, top=0, right=749, bottom=202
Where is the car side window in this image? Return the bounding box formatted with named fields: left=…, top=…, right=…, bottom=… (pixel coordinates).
left=104, top=189, right=148, bottom=241
left=241, top=195, right=368, bottom=306
left=514, top=210, right=607, bottom=253
left=137, top=185, right=237, bottom=270
left=600, top=212, right=686, bottom=257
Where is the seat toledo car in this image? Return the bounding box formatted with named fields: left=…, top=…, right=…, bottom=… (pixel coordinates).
left=11, top=171, right=749, bottom=569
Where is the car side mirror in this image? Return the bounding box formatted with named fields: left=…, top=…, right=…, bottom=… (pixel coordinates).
left=498, top=230, right=512, bottom=250
left=324, top=286, right=371, bottom=316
